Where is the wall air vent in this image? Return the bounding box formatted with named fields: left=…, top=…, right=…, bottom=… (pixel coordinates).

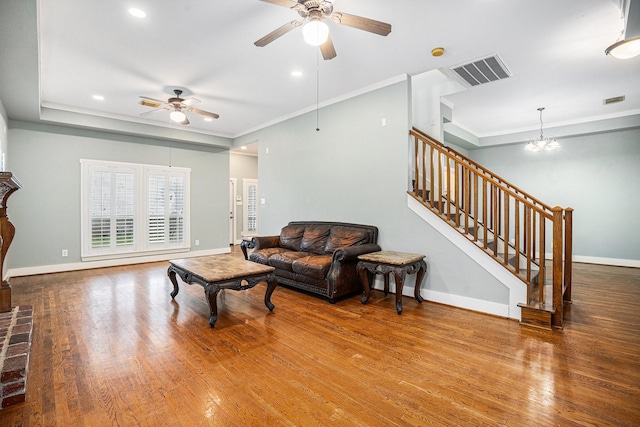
left=450, top=54, right=511, bottom=87
left=603, top=95, right=625, bottom=105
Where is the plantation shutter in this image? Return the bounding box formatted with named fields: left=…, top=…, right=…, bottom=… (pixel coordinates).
left=82, top=159, right=189, bottom=260
left=148, top=175, right=165, bottom=244
left=91, top=170, right=111, bottom=248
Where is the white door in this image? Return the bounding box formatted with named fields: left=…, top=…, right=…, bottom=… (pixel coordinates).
left=243, top=178, right=258, bottom=237
left=229, top=178, right=237, bottom=245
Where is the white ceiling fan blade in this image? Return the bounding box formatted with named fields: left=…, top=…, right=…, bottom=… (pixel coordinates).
left=255, top=19, right=303, bottom=47
left=189, top=107, right=219, bottom=119
left=139, top=107, right=168, bottom=117
left=320, top=34, right=336, bottom=60
left=182, top=97, right=201, bottom=106
left=331, top=12, right=391, bottom=36
left=258, top=0, right=299, bottom=9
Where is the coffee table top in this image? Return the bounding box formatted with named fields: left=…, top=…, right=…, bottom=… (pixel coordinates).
left=357, top=251, right=425, bottom=266
left=169, top=254, right=275, bottom=283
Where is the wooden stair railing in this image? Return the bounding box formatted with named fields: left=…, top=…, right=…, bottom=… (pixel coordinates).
left=409, top=127, right=573, bottom=329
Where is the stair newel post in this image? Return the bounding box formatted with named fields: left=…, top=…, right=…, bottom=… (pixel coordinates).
left=552, top=206, right=564, bottom=328
left=563, top=208, right=573, bottom=302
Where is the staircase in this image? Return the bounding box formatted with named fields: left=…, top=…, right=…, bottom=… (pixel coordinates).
left=409, top=127, right=573, bottom=329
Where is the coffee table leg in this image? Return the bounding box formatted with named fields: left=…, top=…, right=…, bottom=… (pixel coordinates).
left=394, top=270, right=405, bottom=315
left=264, top=276, right=277, bottom=311
left=205, top=285, right=219, bottom=328
left=167, top=268, right=180, bottom=299
left=414, top=260, right=427, bottom=303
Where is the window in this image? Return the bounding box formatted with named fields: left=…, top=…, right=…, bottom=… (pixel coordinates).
left=81, top=159, right=190, bottom=260
left=242, top=179, right=258, bottom=237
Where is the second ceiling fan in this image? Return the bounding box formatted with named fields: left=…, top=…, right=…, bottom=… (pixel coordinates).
left=254, top=0, right=392, bottom=60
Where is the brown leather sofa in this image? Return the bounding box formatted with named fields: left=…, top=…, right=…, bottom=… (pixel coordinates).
left=241, top=221, right=380, bottom=303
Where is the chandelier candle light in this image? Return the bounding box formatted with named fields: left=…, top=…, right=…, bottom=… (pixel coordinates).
left=525, top=107, right=559, bottom=152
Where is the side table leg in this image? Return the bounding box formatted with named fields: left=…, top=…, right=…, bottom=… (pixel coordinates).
left=394, top=271, right=406, bottom=315
left=205, top=285, right=220, bottom=328
left=414, top=260, right=427, bottom=303
left=264, top=276, right=277, bottom=311
left=358, top=262, right=371, bottom=304
left=167, top=268, right=180, bottom=299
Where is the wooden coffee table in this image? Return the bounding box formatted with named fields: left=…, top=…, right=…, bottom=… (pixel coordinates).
left=167, top=254, right=277, bottom=327
left=357, top=251, right=427, bottom=314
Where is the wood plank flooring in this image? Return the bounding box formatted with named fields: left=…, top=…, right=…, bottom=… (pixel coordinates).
left=2, top=252, right=639, bottom=426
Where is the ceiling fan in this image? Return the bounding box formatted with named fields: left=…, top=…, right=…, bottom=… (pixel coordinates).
left=138, top=89, right=219, bottom=125
left=254, top=0, right=392, bottom=60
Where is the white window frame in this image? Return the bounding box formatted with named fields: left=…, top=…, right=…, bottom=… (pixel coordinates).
left=81, top=159, right=191, bottom=261
left=242, top=178, right=258, bottom=237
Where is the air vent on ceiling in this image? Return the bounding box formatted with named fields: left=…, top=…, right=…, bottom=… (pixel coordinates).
left=603, top=95, right=625, bottom=105
left=450, top=54, right=511, bottom=87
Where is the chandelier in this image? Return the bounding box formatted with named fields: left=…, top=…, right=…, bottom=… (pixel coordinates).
left=525, top=107, right=559, bottom=152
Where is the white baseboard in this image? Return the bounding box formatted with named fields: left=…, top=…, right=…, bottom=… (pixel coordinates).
left=371, top=281, right=510, bottom=318
left=572, top=255, right=640, bottom=268
left=6, top=247, right=230, bottom=279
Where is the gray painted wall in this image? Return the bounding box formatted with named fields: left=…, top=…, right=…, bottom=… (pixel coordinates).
left=230, top=153, right=258, bottom=242
left=469, top=128, right=640, bottom=262
left=0, top=100, right=6, bottom=169
left=6, top=121, right=231, bottom=270
left=235, top=80, right=509, bottom=305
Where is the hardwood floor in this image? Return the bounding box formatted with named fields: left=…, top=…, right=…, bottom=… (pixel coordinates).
left=3, top=251, right=639, bottom=426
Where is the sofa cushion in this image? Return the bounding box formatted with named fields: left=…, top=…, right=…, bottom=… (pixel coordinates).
left=300, top=224, right=332, bottom=254
left=269, top=251, right=314, bottom=272
left=324, top=226, right=370, bottom=254
left=292, top=255, right=333, bottom=280
left=279, top=225, right=305, bottom=251
left=249, top=247, right=289, bottom=265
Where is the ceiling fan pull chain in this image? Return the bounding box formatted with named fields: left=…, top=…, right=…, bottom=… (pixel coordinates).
left=316, top=51, right=320, bottom=131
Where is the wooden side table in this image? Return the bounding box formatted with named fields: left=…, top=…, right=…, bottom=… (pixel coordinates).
left=357, top=251, right=427, bottom=314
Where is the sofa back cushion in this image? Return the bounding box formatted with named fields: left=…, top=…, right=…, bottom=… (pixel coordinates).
left=324, top=226, right=371, bottom=254
left=279, top=225, right=305, bottom=251
left=300, top=224, right=332, bottom=254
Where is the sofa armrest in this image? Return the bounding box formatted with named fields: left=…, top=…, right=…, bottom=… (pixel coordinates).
left=251, top=236, right=281, bottom=250
left=332, top=243, right=381, bottom=263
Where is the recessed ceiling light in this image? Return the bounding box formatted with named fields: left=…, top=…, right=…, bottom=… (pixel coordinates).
left=291, top=70, right=303, bottom=77
left=128, top=8, right=146, bottom=18
left=204, top=117, right=213, bottom=122
left=240, top=146, right=247, bottom=150
left=92, top=94, right=104, bottom=101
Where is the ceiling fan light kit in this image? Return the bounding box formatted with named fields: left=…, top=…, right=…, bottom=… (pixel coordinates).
left=170, top=110, right=186, bottom=123
left=303, top=19, right=329, bottom=46
left=606, top=0, right=640, bottom=59
left=139, top=89, right=219, bottom=126
left=255, top=0, right=391, bottom=60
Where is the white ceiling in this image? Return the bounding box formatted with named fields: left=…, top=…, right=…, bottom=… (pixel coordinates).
left=1, top=0, right=639, bottom=144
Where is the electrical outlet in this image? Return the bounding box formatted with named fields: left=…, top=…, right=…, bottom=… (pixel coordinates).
left=195, top=240, right=200, bottom=246
left=62, top=249, right=68, bottom=257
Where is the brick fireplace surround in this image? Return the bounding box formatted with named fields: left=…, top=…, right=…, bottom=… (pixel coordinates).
left=0, top=305, right=33, bottom=408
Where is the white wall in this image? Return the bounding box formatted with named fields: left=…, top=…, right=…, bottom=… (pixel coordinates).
left=469, top=127, right=640, bottom=266
left=235, top=80, right=511, bottom=312
left=6, top=121, right=231, bottom=274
